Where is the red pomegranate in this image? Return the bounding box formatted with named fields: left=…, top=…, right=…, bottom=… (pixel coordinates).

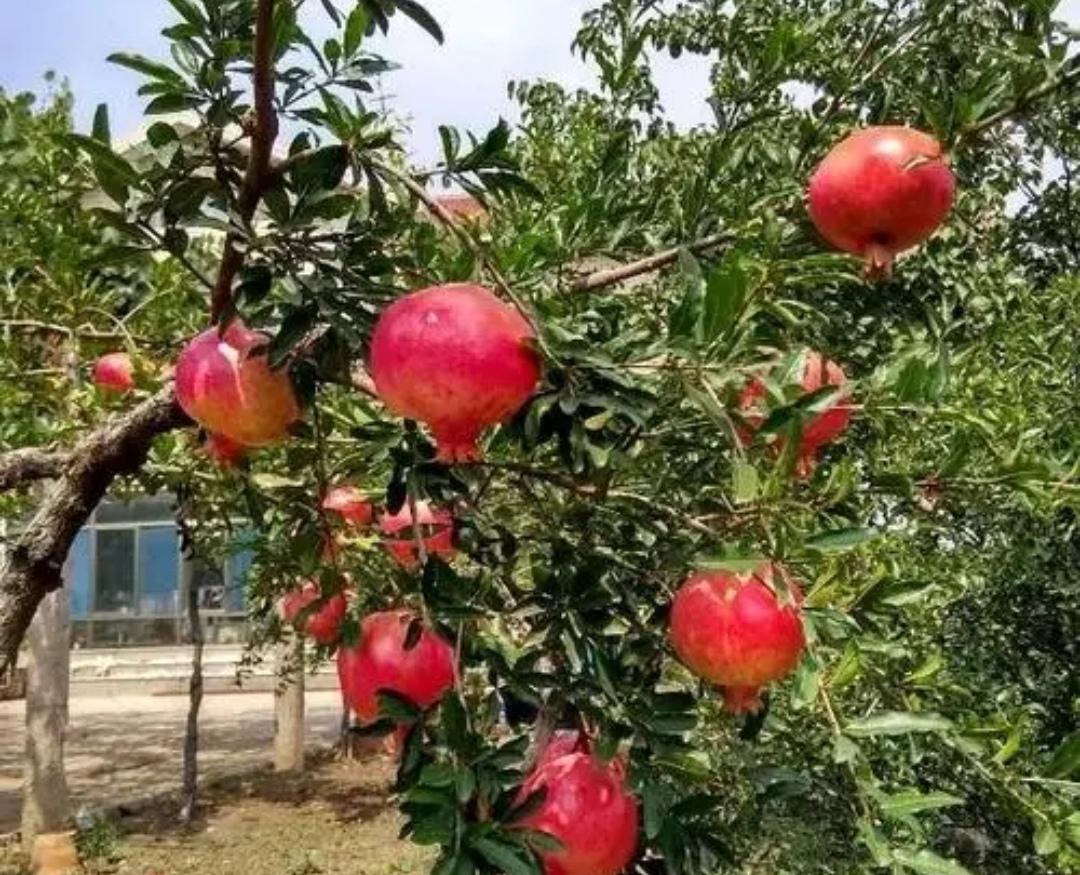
left=336, top=610, right=456, bottom=723
left=278, top=580, right=348, bottom=647
left=808, top=126, right=955, bottom=278
left=322, top=486, right=374, bottom=527
left=369, top=284, right=541, bottom=462
left=378, top=501, right=455, bottom=569
left=92, top=352, right=135, bottom=394
left=738, top=350, right=852, bottom=477
left=174, top=321, right=300, bottom=447
left=669, top=563, right=806, bottom=714
left=515, top=735, right=639, bottom=875
left=203, top=432, right=247, bottom=468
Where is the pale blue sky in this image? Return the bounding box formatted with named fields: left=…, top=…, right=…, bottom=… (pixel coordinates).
left=1, top=1, right=1077, bottom=164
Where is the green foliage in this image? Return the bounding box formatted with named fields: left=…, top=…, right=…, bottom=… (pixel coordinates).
left=2, top=1, right=1079, bottom=874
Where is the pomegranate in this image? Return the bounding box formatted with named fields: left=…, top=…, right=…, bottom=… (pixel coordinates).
left=278, top=580, right=348, bottom=647
left=369, top=283, right=541, bottom=462
left=378, top=501, right=455, bottom=569
left=174, top=321, right=300, bottom=447
left=322, top=486, right=374, bottom=527
left=669, top=563, right=806, bottom=714
left=336, top=610, right=456, bottom=723
left=203, top=432, right=247, bottom=468
left=808, top=126, right=955, bottom=277
left=515, top=734, right=639, bottom=875
left=738, top=350, right=852, bottom=477
left=92, top=352, right=135, bottom=394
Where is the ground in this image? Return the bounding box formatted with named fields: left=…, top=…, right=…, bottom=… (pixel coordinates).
left=0, top=690, right=428, bottom=874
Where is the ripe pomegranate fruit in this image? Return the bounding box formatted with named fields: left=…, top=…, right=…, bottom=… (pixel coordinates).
left=808, top=126, right=955, bottom=278
left=738, top=350, right=852, bottom=478
left=174, top=321, right=300, bottom=447
left=322, top=486, right=374, bottom=527
left=203, top=432, right=247, bottom=468
left=669, top=563, right=805, bottom=714
left=336, top=610, right=456, bottom=723
left=92, top=352, right=135, bottom=394
left=278, top=580, right=348, bottom=647
left=515, top=733, right=639, bottom=875
left=369, top=283, right=541, bottom=462
left=378, top=501, right=455, bottom=569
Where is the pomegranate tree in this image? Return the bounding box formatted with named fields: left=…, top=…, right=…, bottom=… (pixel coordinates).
left=337, top=610, right=456, bottom=723
left=322, top=485, right=375, bottom=527
left=515, top=733, right=639, bottom=875
left=378, top=501, right=455, bottom=569
left=174, top=321, right=300, bottom=447
left=808, top=126, right=955, bottom=277
left=669, top=563, right=806, bottom=714
left=738, top=350, right=852, bottom=477
left=278, top=580, right=348, bottom=647
left=92, top=352, right=135, bottom=394
left=369, top=283, right=541, bottom=462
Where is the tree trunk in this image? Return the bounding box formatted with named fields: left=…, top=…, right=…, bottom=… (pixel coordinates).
left=273, top=636, right=305, bottom=773
left=179, top=576, right=204, bottom=825
left=21, top=585, right=72, bottom=849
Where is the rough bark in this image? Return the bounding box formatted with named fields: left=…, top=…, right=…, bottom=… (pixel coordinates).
left=20, top=586, right=72, bottom=849
left=179, top=573, right=204, bottom=825
left=0, top=449, right=68, bottom=492
left=0, top=388, right=188, bottom=675
left=273, top=636, right=305, bottom=773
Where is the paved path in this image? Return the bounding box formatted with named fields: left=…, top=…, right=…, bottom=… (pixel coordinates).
left=0, top=690, right=344, bottom=835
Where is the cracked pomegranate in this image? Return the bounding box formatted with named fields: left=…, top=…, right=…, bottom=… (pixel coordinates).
left=278, top=580, right=348, bottom=647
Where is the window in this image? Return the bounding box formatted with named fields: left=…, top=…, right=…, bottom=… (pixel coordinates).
left=139, top=526, right=180, bottom=615
left=95, top=530, right=136, bottom=613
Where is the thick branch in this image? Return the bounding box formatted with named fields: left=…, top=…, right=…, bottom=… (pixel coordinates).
left=210, top=0, right=280, bottom=321
left=0, top=389, right=189, bottom=673
left=0, top=449, right=70, bottom=492
left=569, top=232, right=732, bottom=293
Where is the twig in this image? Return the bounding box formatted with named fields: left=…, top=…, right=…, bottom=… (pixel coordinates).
left=0, top=320, right=125, bottom=341
left=960, top=54, right=1080, bottom=140
left=568, top=232, right=731, bottom=292
left=210, top=0, right=280, bottom=321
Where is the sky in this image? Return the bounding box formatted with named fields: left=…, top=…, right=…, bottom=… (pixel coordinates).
left=0, top=1, right=1077, bottom=165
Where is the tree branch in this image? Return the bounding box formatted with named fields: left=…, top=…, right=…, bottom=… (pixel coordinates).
left=210, top=0, right=280, bottom=322
left=0, top=389, right=189, bottom=673
left=0, top=449, right=70, bottom=492
left=569, top=232, right=732, bottom=292
left=961, top=54, right=1080, bottom=140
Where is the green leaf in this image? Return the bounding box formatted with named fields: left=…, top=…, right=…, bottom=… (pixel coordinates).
left=731, top=460, right=759, bottom=504
left=145, top=92, right=201, bottom=115
left=469, top=837, right=536, bottom=875
left=165, top=177, right=218, bottom=220
left=344, top=5, right=370, bottom=56
left=107, top=52, right=187, bottom=85
left=1045, top=731, right=1080, bottom=780
left=441, top=691, right=469, bottom=753
left=893, top=848, right=974, bottom=875
left=701, top=252, right=748, bottom=341
left=289, top=144, right=349, bottom=194
left=804, top=527, right=880, bottom=554
left=695, top=554, right=768, bottom=574
left=91, top=104, right=111, bottom=145
left=1033, top=819, right=1061, bottom=856
left=845, top=712, right=953, bottom=738
left=879, top=790, right=964, bottom=819
left=394, top=1, right=444, bottom=44
left=378, top=689, right=422, bottom=723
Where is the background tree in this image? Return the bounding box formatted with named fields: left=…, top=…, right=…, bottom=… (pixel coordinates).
left=0, top=1, right=1078, bottom=874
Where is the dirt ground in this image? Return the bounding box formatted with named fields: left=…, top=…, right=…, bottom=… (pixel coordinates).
left=0, top=691, right=343, bottom=835
left=0, top=752, right=430, bottom=875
